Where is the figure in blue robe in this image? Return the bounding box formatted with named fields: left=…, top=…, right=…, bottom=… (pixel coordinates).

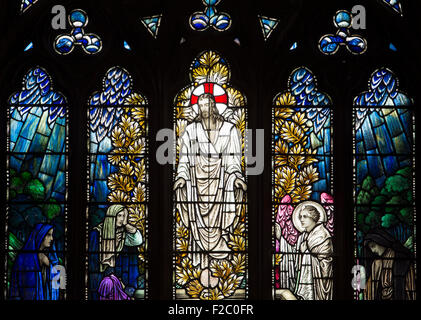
left=10, top=224, right=60, bottom=300
left=89, top=204, right=143, bottom=300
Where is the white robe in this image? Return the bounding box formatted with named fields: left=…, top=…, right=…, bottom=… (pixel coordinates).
left=294, top=224, right=333, bottom=300
left=175, top=121, right=244, bottom=268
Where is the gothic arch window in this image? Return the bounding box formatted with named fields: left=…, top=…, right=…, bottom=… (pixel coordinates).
left=6, top=67, right=68, bottom=300
left=86, top=67, right=149, bottom=300
left=173, top=50, right=248, bottom=300
left=352, top=68, right=416, bottom=300
left=1, top=0, right=418, bottom=304
left=272, top=67, right=334, bottom=300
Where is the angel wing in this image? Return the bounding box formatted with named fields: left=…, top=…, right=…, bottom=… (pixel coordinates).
left=275, top=195, right=299, bottom=246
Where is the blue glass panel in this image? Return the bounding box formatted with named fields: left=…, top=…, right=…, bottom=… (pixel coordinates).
left=382, top=155, right=399, bottom=177
left=382, top=0, right=403, bottom=15
left=28, top=134, right=47, bottom=153
left=361, top=120, right=377, bottom=151
left=14, top=137, right=32, bottom=154
left=385, top=110, right=404, bottom=138
left=141, top=15, right=162, bottom=38
left=369, top=111, right=385, bottom=127
left=47, top=123, right=66, bottom=153
left=18, top=113, right=40, bottom=141
left=7, top=68, right=67, bottom=300
left=353, top=69, right=415, bottom=301
left=373, top=123, right=394, bottom=154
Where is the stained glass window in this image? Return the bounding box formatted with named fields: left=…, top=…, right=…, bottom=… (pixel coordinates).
left=86, top=67, right=149, bottom=300
left=272, top=67, right=334, bottom=300
left=173, top=50, right=248, bottom=300
left=20, top=0, right=38, bottom=13
left=382, top=0, right=403, bottom=15
left=54, top=9, right=102, bottom=56
left=353, top=68, right=416, bottom=300
left=6, top=67, right=68, bottom=300
left=258, top=15, right=279, bottom=41
left=189, top=0, right=232, bottom=32
left=3, top=0, right=418, bottom=305
left=140, top=15, right=163, bottom=39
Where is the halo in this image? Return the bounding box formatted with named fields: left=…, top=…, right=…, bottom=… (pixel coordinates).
left=292, top=201, right=327, bottom=233
left=190, top=82, right=228, bottom=115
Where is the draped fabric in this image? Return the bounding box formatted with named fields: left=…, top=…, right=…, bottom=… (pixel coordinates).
left=88, top=206, right=143, bottom=300
left=363, top=230, right=416, bottom=300
left=98, top=274, right=130, bottom=300
left=89, top=229, right=142, bottom=299
left=10, top=224, right=60, bottom=300
left=175, top=121, right=244, bottom=269
left=96, top=204, right=127, bottom=272
left=294, top=224, right=333, bottom=300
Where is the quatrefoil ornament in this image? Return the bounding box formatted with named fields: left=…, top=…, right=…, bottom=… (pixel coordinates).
left=319, top=10, right=367, bottom=55
left=54, top=9, right=102, bottom=55
left=190, top=0, right=232, bottom=32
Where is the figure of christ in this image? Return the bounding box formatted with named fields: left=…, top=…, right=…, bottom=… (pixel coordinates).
left=174, top=92, right=247, bottom=270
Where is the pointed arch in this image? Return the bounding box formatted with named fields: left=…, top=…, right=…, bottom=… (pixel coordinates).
left=86, top=66, right=149, bottom=300
left=6, top=67, right=68, bottom=300
left=272, top=67, right=334, bottom=300
left=352, top=68, right=416, bottom=300
left=173, top=50, right=248, bottom=300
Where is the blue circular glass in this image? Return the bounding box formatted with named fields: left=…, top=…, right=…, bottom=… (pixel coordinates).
left=335, top=11, right=352, bottom=27
left=70, top=10, right=87, bottom=27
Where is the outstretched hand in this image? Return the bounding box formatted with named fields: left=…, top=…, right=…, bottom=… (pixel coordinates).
left=234, top=178, right=247, bottom=191
left=174, top=178, right=186, bottom=190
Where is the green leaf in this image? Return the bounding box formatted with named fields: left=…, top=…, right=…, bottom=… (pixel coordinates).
left=365, top=211, right=381, bottom=227
left=362, top=176, right=376, bottom=192
left=381, top=214, right=399, bottom=228
left=400, top=207, right=412, bottom=219
left=396, top=167, right=411, bottom=178
left=385, top=206, right=398, bottom=215
left=20, top=171, right=32, bottom=184
left=372, top=195, right=387, bottom=205
left=406, top=190, right=413, bottom=203
left=399, top=207, right=413, bottom=225
left=42, top=200, right=61, bottom=221
left=24, top=179, right=45, bottom=201
left=404, top=236, right=413, bottom=251
left=369, top=186, right=379, bottom=197
left=357, top=190, right=372, bottom=205
left=386, top=195, right=406, bottom=206
left=8, top=232, right=23, bottom=251
left=381, top=175, right=410, bottom=197
left=10, top=177, right=24, bottom=194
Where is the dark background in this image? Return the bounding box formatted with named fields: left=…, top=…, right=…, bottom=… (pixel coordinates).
left=0, top=0, right=419, bottom=302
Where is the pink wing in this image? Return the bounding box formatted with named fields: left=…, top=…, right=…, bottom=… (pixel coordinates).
left=321, top=192, right=334, bottom=235
left=275, top=195, right=299, bottom=246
